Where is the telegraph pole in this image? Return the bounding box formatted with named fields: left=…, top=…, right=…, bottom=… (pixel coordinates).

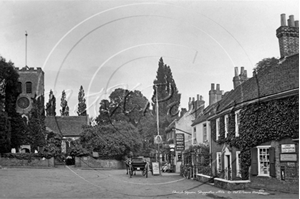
left=154, top=84, right=162, bottom=175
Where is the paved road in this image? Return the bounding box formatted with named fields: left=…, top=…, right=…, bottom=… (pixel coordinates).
left=0, top=166, right=298, bottom=199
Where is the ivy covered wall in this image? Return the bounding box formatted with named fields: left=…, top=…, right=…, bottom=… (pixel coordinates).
left=211, top=95, right=298, bottom=179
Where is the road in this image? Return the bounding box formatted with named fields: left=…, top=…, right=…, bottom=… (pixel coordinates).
left=0, top=166, right=298, bottom=199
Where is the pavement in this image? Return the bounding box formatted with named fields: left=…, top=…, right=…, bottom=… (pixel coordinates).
left=0, top=166, right=298, bottom=199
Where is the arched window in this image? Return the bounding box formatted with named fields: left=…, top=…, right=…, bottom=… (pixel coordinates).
left=26, top=82, right=32, bottom=93
left=17, top=82, right=22, bottom=93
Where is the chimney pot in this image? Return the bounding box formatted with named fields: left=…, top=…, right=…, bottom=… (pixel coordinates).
left=289, top=15, right=295, bottom=27
left=234, top=67, right=238, bottom=76
left=216, top=84, right=220, bottom=91
left=295, top=20, right=299, bottom=27
left=192, top=97, right=195, bottom=102
left=288, top=19, right=291, bottom=27
left=197, top=94, right=200, bottom=101
left=200, top=95, right=203, bottom=101
left=281, top=14, right=287, bottom=26
left=244, top=70, right=248, bottom=78
left=211, top=83, right=215, bottom=90
left=240, top=67, right=245, bottom=75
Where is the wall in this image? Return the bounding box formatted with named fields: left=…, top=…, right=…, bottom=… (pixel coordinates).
left=76, top=156, right=125, bottom=169
left=0, top=157, right=54, bottom=167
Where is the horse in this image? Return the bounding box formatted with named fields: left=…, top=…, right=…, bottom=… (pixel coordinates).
left=124, top=157, right=136, bottom=175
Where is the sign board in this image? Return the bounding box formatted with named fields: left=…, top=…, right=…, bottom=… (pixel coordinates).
left=281, top=144, right=296, bottom=153
left=154, top=135, right=163, bottom=144
left=175, top=133, right=185, bottom=151
left=92, top=152, right=99, bottom=158
left=152, top=162, right=160, bottom=175
left=280, top=154, right=297, bottom=162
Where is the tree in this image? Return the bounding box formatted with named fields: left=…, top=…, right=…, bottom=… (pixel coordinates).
left=25, top=94, right=46, bottom=151
left=60, top=90, right=69, bottom=116
left=77, top=85, right=87, bottom=116
left=253, top=57, right=279, bottom=74
left=0, top=56, right=26, bottom=152
left=151, top=57, right=181, bottom=138
left=80, top=121, right=142, bottom=158
left=46, top=90, right=56, bottom=116
left=41, top=131, right=63, bottom=159
left=95, top=88, right=150, bottom=126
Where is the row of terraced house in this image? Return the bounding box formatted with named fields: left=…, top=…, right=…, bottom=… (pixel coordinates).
left=165, top=13, right=299, bottom=191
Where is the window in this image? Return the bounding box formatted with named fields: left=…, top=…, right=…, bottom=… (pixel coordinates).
left=193, top=127, right=197, bottom=144
left=257, top=146, right=270, bottom=176
left=235, top=110, right=240, bottom=137
left=224, top=115, right=229, bottom=138
left=236, top=151, right=241, bottom=177
left=203, top=123, right=207, bottom=142
left=17, top=82, right=22, bottom=93
left=26, top=82, right=32, bottom=94
left=216, top=118, right=220, bottom=140
left=216, top=152, right=222, bottom=174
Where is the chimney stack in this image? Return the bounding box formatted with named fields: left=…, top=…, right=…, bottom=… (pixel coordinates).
left=209, top=83, right=222, bottom=105
left=277, top=13, right=299, bottom=58
left=233, top=66, right=248, bottom=89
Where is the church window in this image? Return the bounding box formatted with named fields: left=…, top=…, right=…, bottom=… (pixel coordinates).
left=26, top=82, right=32, bottom=93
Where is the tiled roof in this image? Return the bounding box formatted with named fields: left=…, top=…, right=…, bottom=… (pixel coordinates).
left=217, top=54, right=299, bottom=113
left=45, top=116, right=88, bottom=137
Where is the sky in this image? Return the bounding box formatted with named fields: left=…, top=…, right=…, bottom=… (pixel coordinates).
left=0, top=0, right=299, bottom=118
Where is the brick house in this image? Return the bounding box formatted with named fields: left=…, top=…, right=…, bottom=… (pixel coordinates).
left=209, top=13, right=298, bottom=187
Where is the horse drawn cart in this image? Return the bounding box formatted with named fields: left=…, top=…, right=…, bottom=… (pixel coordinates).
left=128, top=157, right=148, bottom=178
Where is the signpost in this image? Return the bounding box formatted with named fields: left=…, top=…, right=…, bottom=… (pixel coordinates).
left=152, top=162, right=160, bottom=175
left=175, top=133, right=185, bottom=151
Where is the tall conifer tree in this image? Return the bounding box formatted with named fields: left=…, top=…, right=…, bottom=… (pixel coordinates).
left=46, top=90, right=56, bottom=116
left=77, top=85, right=87, bottom=116
left=152, top=58, right=181, bottom=137
left=60, top=90, right=69, bottom=116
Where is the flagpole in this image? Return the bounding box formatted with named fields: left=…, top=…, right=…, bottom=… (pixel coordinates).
left=25, top=31, right=28, bottom=67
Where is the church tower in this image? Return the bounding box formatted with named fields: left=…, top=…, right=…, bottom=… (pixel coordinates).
left=15, top=66, right=44, bottom=118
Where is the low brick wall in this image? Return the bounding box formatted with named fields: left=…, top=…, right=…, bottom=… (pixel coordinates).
left=196, top=174, right=213, bottom=183
left=214, top=178, right=250, bottom=190
left=249, top=176, right=299, bottom=194
left=0, top=157, right=54, bottom=167
left=75, top=156, right=125, bottom=169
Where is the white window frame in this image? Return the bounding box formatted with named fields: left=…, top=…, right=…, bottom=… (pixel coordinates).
left=224, top=115, right=229, bottom=138
left=193, top=127, right=197, bottom=144
left=216, top=118, right=220, bottom=140
left=236, top=151, right=241, bottom=178
left=235, top=110, right=240, bottom=137
left=216, top=152, right=222, bottom=174
left=257, top=146, right=271, bottom=177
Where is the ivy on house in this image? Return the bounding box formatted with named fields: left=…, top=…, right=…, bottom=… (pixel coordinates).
left=183, top=144, right=211, bottom=175
left=211, top=95, right=298, bottom=180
